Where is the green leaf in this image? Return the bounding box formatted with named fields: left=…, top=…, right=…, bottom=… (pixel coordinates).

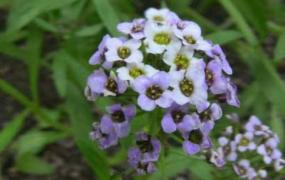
left=231, top=0, right=268, bottom=38
left=219, top=0, right=257, bottom=45
left=52, top=51, right=68, bottom=97
left=0, top=110, right=29, bottom=152
left=16, top=153, right=54, bottom=175
left=7, top=0, right=77, bottom=31
left=92, top=0, right=120, bottom=36
left=66, top=82, right=111, bottom=179
left=274, top=32, right=285, bottom=62
left=15, top=130, right=67, bottom=156
left=271, top=108, right=284, bottom=149
left=206, top=30, right=243, bottom=45
left=75, top=24, right=103, bottom=37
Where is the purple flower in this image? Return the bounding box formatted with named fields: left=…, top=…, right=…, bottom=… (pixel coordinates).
left=206, top=44, right=232, bottom=75
left=234, top=132, right=256, bottom=152
left=133, top=71, right=173, bottom=111
left=128, top=148, right=156, bottom=175
left=205, top=60, right=227, bottom=94
left=182, top=115, right=212, bottom=155
left=233, top=160, right=256, bottom=179
left=161, top=103, right=194, bottom=133
left=257, top=138, right=282, bottom=164
left=117, top=18, right=145, bottom=39
left=218, top=136, right=237, bottom=161
left=87, top=69, right=127, bottom=96
left=217, top=79, right=240, bottom=107
left=89, top=35, right=113, bottom=69
left=245, top=116, right=270, bottom=136
left=84, top=86, right=98, bottom=101
left=209, top=149, right=225, bottom=168
left=198, top=102, right=222, bottom=131
left=90, top=122, right=118, bottom=149
left=100, top=104, right=136, bottom=138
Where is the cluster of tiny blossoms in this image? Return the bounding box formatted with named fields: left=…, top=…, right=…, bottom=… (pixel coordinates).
left=86, top=8, right=239, bottom=175
left=209, top=116, right=285, bottom=179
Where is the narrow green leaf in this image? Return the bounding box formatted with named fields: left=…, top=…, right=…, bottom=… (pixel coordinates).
left=271, top=108, right=284, bottom=149
left=15, top=130, right=68, bottom=156
left=16, top=153, right=54, bottom=175
left=66, top=82, right=111, bottom=179
left=0, top=110, right=29, bottom=152
left=274, top=32, right=285, bottom=62
left=75, top=24, right=103, bottom=37
left=7, top=0, right=77, bottom=31
left=206, top=30, right=243, bottom=45
left=0, top=79, right=33, bottom=107
left=219, top=0, right=258, bottom=45
left=92, top=0, right=120, bottom=36
left=52, top=51, right=68, bottom=97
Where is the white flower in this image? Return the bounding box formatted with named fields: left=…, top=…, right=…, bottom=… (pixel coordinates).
left=144, top=23, right=181, bottom=54
left=234, top=132, right=256, bottom=152
left=163, top=46, right=194, bottom=71
left=274, top=159, right=285, bottom=171
left=116, top=63, right=158, bottom=82
left=145, top=8, right=177, bottom=25
left=105, top=38, right=143, bottom=63
left=174, top=21, right=211, bottom=51
left=169, top=60, right=208, bottom=107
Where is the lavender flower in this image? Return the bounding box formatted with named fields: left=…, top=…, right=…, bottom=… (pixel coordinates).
left=161, top=103, right=194, bottom=133
left=117, top=18, right=145, bottom=39
left=245, top=116, right=270, bottom=136
left=233, top=160, right=256, bottom=179
left=100, top=104, right=136, bottom=138
left=182, top=114, right=212, bottom=155
left=133, top=71, right=173, bottom=111
left=89, top=35, right=113, bottom=69
left=257, top=138, right=282, bottom=164
left=90, top=122, right=118, bottom=149
left=206, top=44, right=232, bottom=75
left=208, top=149, right=225, bottom=168
left=87, top=69, right=127, bottom=96
left=205, top=60, right=227, bottom=94
left=274, top=159, right=285, bottom=171
left=198, top=102, right=222, bottom=130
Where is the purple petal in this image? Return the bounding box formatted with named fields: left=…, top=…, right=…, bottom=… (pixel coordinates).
left=138, top=94, right=156, bottom=111
left=113, top=121, right=130, bottom=138
left=161, top=113, right=177, bottom=133
left=100, top=115, right=114, bottom=134
left=183, top=140, right=200, bottom=155
left=123, top=105, right=136, bottom=120
left=152, top=71, right=170, bottom=89
left=155, top=93, right=172, bottom=108
left=87, top=70, right=107, bottom=93
left=133, top=76, right=152, bottom=94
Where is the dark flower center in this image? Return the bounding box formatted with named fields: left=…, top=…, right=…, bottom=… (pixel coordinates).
left=153, top=16, right=164, bottom=22
left=136, top=139, right=154, bottom=153
left=266, top=146, right=273, bottom=155
left=174, top=54, right=189, bottom=70
left=117, top=46, right=131, bottom=59
left=146, top=85, right=163, bottom=100
left=188, top=129, right=203, bottom=144
left=184, top=35, right=196, bottom=44
left=238, top=166, right=247, bottom=175
left=171, top=110, right=185, bottom=123
left=113, top=61, right=127, bottom=68
left=106, top=78, right=118, bottom=93
left=200, top=109, right=212, bottom=122
left=132, top=24, right=143, bottom=33
left=137, top=162, right=148, bottom=171
left=179, top=78, right=194, bottom=97
left=111, top=110, right=125, bottom=123
left=254, top=125, right=262, bottom=131
left=223, top=145, right=232, bottom=156
left=205, top=69, right=214, bottom=86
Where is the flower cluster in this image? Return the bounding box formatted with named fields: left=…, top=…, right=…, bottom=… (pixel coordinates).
left=86, top=8, right=239, bottom=175
left=210, top=116, right=285, bottom=179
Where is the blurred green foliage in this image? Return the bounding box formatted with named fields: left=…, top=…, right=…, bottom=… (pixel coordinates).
left=0, top=0, right=285, bottom=179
